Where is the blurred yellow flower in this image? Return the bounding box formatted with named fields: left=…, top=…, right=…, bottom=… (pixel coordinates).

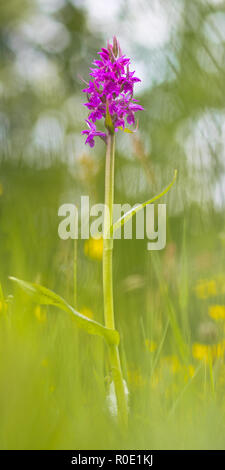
left=195, top=279, right=217, bottom=299
left=209, top=305, right=225, bottom=321
left=195, top=276, right=225, bottom=299
left=84, top=238, right=103, bottom=261
left=192, top=343, right=211, bottom=362
left=195, top=281, right=207, bottom=299
left=192, top=342, right=225, bottom=362
left=151, top=357, right=195, bottom=387
left=81, top=307, right=94, bottom=320
left=207, top=280, right=218, bottom=296
left=184, top=365, right=195, bottom=381
left=34, top=305, right=47, bottom=323
left=145, top=339, right=157, bottom=353
left=0, top=184, right=3, bottom=196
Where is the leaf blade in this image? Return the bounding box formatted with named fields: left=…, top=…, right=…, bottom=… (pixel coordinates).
left=105, top=100, right=114, bottom=134
left=9, top=276, right=119, bottom=346
left=111, top=170, right=177, bottom=236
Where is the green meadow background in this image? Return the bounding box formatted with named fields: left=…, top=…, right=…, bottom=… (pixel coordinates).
left=0, top=0, right=225, bottom=449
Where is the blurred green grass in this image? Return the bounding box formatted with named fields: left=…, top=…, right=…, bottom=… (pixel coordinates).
left=0, top=159, right=224, bottom=449
left=1, top=0, right=225, bottom=450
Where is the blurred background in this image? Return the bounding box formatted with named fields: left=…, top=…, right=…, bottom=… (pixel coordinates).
left=0, top=0, right=225, bottom=450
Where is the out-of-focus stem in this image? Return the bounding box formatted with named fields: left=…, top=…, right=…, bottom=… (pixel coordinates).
left=103, top=132, right=128, bottom=428
left=74, top=239, right=77, bottom=308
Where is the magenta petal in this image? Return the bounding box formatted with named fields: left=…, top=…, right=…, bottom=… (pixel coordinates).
left=129, top=104, right=144, bottom=111
left=88, top=139, right=95, bottom=147
left=127, top=113, right=135, bottom=125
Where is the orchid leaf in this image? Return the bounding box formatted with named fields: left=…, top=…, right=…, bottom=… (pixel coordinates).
left=118, top=127, right=134, bottom=134
left=111, top=170, right=177, bottom=236
left=105, top=101, right=114, bottom=134
left=118, top=120, right=139, bottom=134
left=9, top=277, right=119, bottom=346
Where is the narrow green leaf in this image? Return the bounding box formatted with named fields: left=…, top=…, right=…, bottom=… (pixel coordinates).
left=105, top=101, right=114, bottom=134
left=111, top=170, right=177, bottom=236
left=117, top=120, right=139, bottom=134
left=117, top=127, right=134, bottom=134
left=9, top=277, right=119, bottom=346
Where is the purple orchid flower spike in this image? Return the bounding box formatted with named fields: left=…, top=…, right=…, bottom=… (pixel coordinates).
left=81, top=36, right=144, bottom=147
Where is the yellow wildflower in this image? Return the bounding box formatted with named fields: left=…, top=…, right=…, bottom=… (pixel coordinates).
left=192, top=343, right=211, bottom=362
left=81, top=307, right=94, bottom=320
left=183, top=364, right=195, bottom=382
left=195, top=280, right=208, bottom=299
left=207, top=280, right=218, bottom=296
left=155, top=357, right=195, bottom=384
left=34, top=305, right=47, bottom=323
left=209, top=305, right=225, bottom=321
left=187, top=365, right=195, bottom=378
left=145, top=339, right=157, bottom=353
left=195, top=276, right=225, bottom=299
left=195, top=279, right=217, bottom=299
left=192, top=342, right=225, bottom=363
left=84, top=238, right=103, bottom=261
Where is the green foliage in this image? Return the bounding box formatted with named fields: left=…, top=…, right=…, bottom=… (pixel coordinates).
left=0, top=0, right=225, bottom=451
left=105, top=101, right=114, bottom=134
left=9, top=277, right=119, bottom=346
left=111, top=170, right=177, bottom=237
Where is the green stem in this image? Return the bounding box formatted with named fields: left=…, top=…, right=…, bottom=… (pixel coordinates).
left=73, top=239, right=77, bottom=308
left=103, top=132, right=128, bottom=427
